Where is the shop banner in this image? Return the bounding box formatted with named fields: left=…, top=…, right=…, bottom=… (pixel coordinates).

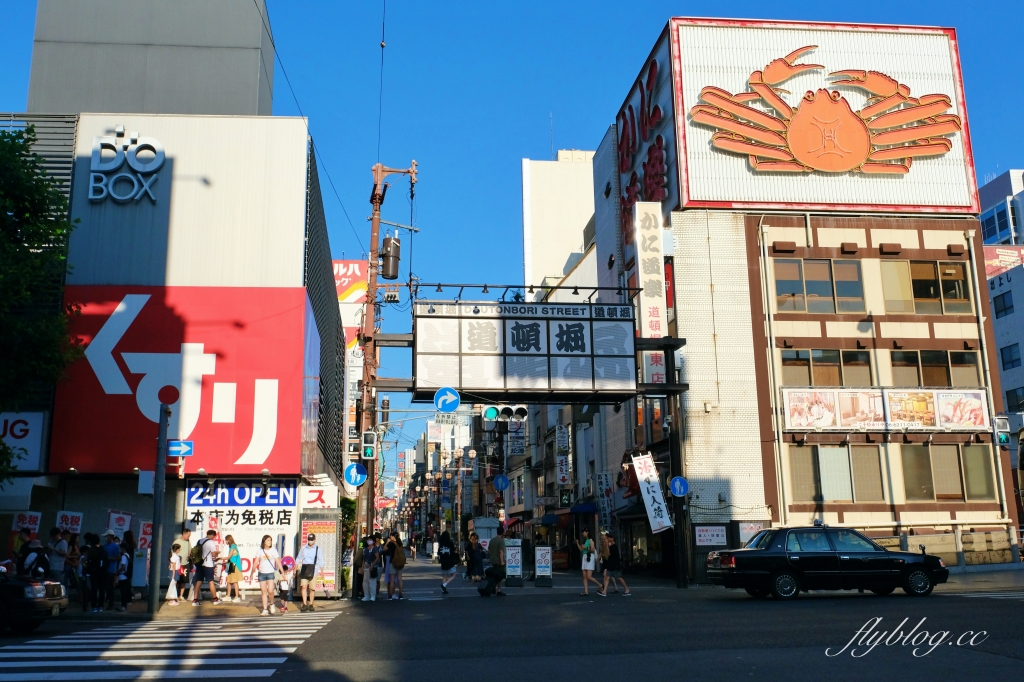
left=106, top=510, right=133, bottom=538
left=299, top=485, right=338, bottom=509
left=56, top=511, right=84, bottom=534
left=0, top=412, right=45, bottom=472
left=299, top=518, right=337, bottom=593
left=138, top=521, right=153, bottom=549
left=631, top=453, right=672, bottom=534
left=185, top=478, right=299, bottom=591
left=535, top=546, right=552, bottom=577
left=596, top=473, right=614, bottom=531
left=9, top=511, right=41, bottom=559
left=782, top=388, right=989, bottom=431
left=505, top=538, right=522, bottom=577
left=634, top=202, right=669, bottom=384
left=555, top=424, right=570, bottom=486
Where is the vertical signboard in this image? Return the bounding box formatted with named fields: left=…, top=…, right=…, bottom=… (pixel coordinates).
left=300, top=517, right=338, bottom=594
left=634, top=202, right=668, bottom=384
left=335, top=260, right=369, bottom=496
left=535, top=545, right=552, bottom=586
left=631, top=453, right=672, bottom=533
left=555, top=425, right=570, bottom=487
left=596, top=472, right=614, bottom=530
left=56, top=511, right=84, bottom=534
left=505, top=538, right=523, bottom=587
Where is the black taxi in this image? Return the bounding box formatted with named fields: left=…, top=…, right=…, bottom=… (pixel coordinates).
left=706, top=525, right=949, bottom=600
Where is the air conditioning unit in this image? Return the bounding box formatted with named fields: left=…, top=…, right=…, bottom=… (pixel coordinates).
left=584, top=481, right=595, bottom=498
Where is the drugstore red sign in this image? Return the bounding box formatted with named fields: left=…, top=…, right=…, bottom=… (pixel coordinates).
left=50, top=286, right=305, bottom=475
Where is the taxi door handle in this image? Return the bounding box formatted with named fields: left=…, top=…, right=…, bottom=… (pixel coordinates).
left=840, top=555, right=850, bottom=560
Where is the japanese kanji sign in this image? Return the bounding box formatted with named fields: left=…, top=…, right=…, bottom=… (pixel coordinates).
left=11, top=511, right=41, bottom=533
left=299, top=485, right=338, bottom=509
left=631, top=453, right=672, bottom=534
left=413, top=301, right=637, bottom=400
left=555, top=424, right=570, bottom=487
left=596, top=473, right=614, bottom=530
left=56, top=511, right=84, bottom=534
left=634, top=203, right=669, bottom=384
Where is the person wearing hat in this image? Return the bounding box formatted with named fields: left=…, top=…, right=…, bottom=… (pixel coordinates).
left=296, top=533, right=325, bottom=611
left=20, top=539, right=50, bottom=578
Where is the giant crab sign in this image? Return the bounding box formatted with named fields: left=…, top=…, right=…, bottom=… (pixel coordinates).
left=689, top=46, right=962, bottom=175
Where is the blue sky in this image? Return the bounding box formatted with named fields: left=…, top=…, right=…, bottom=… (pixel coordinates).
left=3, top=1, right=1022, bottom=485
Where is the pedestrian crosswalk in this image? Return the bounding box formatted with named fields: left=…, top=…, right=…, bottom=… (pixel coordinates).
left=0, top=611, right=339, bottom=680
left=952, top=591, right=1024, bottom=600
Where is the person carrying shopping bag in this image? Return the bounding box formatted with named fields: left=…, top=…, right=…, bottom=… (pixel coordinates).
left=167, top=544, right=183, bottom=606
left=224, top=535, right=244, bottom=603
left=360, top=536, right=381, bottom=602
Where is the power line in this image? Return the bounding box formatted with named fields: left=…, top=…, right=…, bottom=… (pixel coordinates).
left=251, top=0, right=365, bottom=253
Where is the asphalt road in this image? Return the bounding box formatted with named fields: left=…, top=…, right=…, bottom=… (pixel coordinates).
left=4, top=559, right=1022, bottom=682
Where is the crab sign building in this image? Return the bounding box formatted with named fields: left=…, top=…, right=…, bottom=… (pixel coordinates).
left=590, top=17, right=1020, bottom=575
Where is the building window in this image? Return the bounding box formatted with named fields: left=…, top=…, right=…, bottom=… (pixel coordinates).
left=781, top=350, right=811, bottom=386
left=775, top=259, right=805, bottom=312
left=790, top=445, right=885, bottom=503
left=910, top=262, right=942, bottom=314
left=890, top=350, right=979, bottom=388
left=841, top=350, right=872, bottom=386
left=901, top=444, right=995, bottom=502
left=1007, top=387, right=1024, bottom=412
left=997, top=208, right=1010, bottom=236
left=1001, top=343, right=1021, bottom=370
left=810, top=349, right=841, bottom=386
left=982, top=210, right=998, bottom=241
left=939, top=262, right=972, bottom=314
left=891, top=351, right=922, bottom=387
left=804, top=260, right=836, bottom=313
left=881, top=261, right=915, bottom=313
left=833, top=261, right=866, bottom=313
left=993, top=291, right=1014, bottom=319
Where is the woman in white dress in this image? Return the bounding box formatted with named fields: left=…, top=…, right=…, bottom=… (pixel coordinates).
left=575, top=528, right=602, bottom=596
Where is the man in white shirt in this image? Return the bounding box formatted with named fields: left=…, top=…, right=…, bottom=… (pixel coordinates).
left=46, top=527, right=68, bottom=583
left=193, top=530, right=221, bottom=606
left=295, top=533, right=325, bottom=611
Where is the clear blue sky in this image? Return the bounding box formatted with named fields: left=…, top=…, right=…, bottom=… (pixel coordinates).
left=3, top=1, right=1022, bottom=484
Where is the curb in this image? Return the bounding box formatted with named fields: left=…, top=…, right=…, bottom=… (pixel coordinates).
left=947, top=562, right=1024, bottom=575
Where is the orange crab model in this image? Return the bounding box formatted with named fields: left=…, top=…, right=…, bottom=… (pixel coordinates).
left=689, top=46, right=963, bottom=174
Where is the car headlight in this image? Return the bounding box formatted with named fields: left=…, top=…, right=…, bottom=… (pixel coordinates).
left=60, top=584, right=67, bottom=597
left=937, top=558, right=946, bottom=568
left=24, top=585, right=46, bottom=598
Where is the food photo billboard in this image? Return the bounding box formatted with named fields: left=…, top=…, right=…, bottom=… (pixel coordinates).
left=656, top=18, right=977, bottom=214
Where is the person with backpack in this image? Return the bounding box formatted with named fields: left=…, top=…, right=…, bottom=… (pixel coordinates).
left=388, top=532, right=406, bottom=600
left=296, top=533, right=325, bottom=612
left=192, top=530, right=221, bottom=606
left=20, top=539, right=50, bottom=578
left=114, top=542, right=131, bottom=611
left=102, top=530, right=120, bottom=610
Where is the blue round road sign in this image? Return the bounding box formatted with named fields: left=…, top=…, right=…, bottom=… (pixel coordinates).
left=433, top=387, right=461, bottom=413
left=670, top=476, right=689, bottom=497
left=345, top=462, right=368, bottom=487
left=493, top=474, right=510, bottom=492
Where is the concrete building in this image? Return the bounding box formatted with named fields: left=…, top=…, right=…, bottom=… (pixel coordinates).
left=587, top=18, right=1019, bottom=576
left=28, top=0, right=274, bottom=116
left=986, top=255, right=1024, bottom=469
left=978, top=170, right=1023, bottom=245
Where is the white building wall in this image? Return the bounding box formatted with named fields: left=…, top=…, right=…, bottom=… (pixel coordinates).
left=672, top=210, right=767, bottom=523
left=521, top=151, right=595, bottom=286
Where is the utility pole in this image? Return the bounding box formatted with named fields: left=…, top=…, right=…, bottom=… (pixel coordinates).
left=147, top=403, right=170, bottom=616
left=360, top=160, right=417, bottom=540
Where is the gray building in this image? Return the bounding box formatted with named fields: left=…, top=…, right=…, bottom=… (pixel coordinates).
left=989, top=263, right=1024, bottom=464
left=978, top=170, right=1023, bottom=245
left=28, top=0, right=274, bottom=116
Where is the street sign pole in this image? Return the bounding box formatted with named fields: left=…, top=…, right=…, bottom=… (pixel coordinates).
left=147, top=403, right=170, bottom=616
left=668, top=381, right=688, bottom=589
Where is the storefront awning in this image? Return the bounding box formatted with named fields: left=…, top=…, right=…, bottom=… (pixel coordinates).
left=570, top=502, right=598, bottom=514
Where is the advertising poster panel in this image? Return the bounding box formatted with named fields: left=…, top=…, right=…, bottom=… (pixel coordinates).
left=0, top=412, right=46, bottom=471
left=783, top=390, right=837, bottom=429
left=106, top=510, right=133, bottom=538
left=837, top=390, right=885, bottom=429
left=185, top=479, right=299, bottom=591
left=984, top=245, right=1024, bottom=278
left=56, top=511, right=84, bottom=534
left=886, top=391, right=937, bottom=429
left=782, top=389, right=988, bottom=431
left=300, top=518, right=337, bottom=593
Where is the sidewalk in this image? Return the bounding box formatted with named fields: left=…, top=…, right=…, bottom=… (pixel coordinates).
left=60, top=593, right=347, bottom=622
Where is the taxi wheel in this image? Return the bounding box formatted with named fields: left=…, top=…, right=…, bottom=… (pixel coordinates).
left=770, top=570, right=800, bottom=600
left=902, top=569, right=934, bottom=597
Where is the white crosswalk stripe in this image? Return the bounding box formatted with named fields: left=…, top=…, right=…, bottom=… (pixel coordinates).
left=0, top=612, right=338, bottom=680
left=951, top=591, right=1024, bottom=600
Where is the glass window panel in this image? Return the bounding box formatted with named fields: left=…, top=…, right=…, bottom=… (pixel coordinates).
left=828, top=529, right=877, bottom=552
left=880, top=261, right=915, bottom=313
left=790, top=448, right=820, bottom=502
left=910, top=262, right=942, bottom=314
left=901, top=445, right=935, bottom=501
left=850, top=446, right=884, bottom=501
left=939, top=262, right=972, bottom=314
left=1000, top=344, right=1021, bottom=371
left=818, top=446, right=853, bottom=501
left=804, top=260, right=836, bottom=313
left=982, top=214, right=997, bottom=240
left=811, top=349, right=841, bottom=386
left=890, top=351, right=921, bottom=387
left=950, top=352, right=981, bottom=386
left=962, top=445, right=995, bottom=500
left=774, top=259, right=805, bottom=312
left=993, top=291, right=1014, bottom=319
left=1006, top=387, right=1024, bottom=412
left=997, top=209, right=1009, bottom=234
left=920, top=350, right=950, bottom=387
left=833, top=261, right=866, bottom=313
left=781, top=350, right=810, bottom=386
left=931, top=445, right=963, bottom=499
left=841, top=351, right=872, bottom=386
left=791, top=530, right=832, bottom=552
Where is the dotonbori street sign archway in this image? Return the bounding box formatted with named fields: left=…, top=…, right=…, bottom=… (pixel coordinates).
left=409, top=288, right=685, bottom=403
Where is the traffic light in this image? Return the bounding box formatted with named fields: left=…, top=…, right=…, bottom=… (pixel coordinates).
left=482, top=405, right=528, bottom=430
left=381, top=236, right=400, bottom=280
left=361, top=431, right=377, bottom=459
left=380, top=396, right=390, bottom=424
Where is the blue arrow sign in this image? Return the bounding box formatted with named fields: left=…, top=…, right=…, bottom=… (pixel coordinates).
left=670, top=476, right=688, bottom=497
left=167, top=440, right=194, bottom=457
left=433, top=387, right=460, bottom=413
left=345, top=462, right=368, bottom=487
left=493, top=474, right=510, bottom=492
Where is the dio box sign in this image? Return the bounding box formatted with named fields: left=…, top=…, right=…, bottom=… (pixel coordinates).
left=50, top=286, right=305, bottom=474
